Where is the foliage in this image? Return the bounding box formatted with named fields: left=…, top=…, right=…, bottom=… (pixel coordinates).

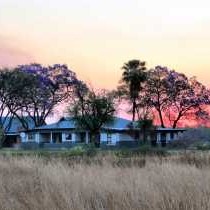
left=3, top=64, right=82, bottom=129
left=114, top=145, right=168, bottom=157
left=142, top=66, right=210, bottom=128
left=168, top=127, right=210, bottom=149
left=136, top=118, right=156, bottom=143
left=119, top=59, right=147, bottom=121
left=0, top=69, right=37, bottom=131
left=164, top=74, right=210, bottom=128
left=177, top=127, right=210, bottom=142
left=69, top=88, right=116, bottom=146
left=144, top=66, right=170, bottom=127
left=196, top=142, right=210, bottom=150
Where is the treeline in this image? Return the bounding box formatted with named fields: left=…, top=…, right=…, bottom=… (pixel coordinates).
left=0, top=64, right=82, bottom=131
left=118, top=60, right=210, bottom=128
left=0, top=60, right=209, bottom=138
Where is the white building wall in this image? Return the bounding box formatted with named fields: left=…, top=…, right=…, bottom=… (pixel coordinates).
left=118, top=133, right=135, bottom=142
left=157, top=132, right=161, bottom=143
left=166, top=133, right=171, bottom=142
left=85, top=132, right=89, bottom=144
left=62, top=133, right=66, bottom=142
left=20, top=132, right=27, bottom=142
left=72, top=133, right=76, bottom=143
left=100, top=133, right=107, bottom=142
left=111, top=134, right=117, bottom=144
left=100, top=132, right=120, bottom=145
left=35, top=133, right=40, bottom=143
left=115, top=133, right=120, bottom=142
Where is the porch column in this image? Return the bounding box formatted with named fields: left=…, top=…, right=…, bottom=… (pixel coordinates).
left=35, top=133, right=40, bottom=143
left=25, top=133, right=29, bottom=142
left=50, top=132, right=53, bottom=143
left=85, top=131, right=89, bottom=144
left=20, top=132, right=26, bottom=142
left=62, top=133, right=66, bottom=142
left=72, top=133, right=76, bottom=143
left=166, top=133, right=171, bottom=142
left=157, top=132, right=161, bottom=143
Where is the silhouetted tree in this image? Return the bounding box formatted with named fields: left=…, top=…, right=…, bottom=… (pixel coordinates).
left=145, top=66, right=210, bottom=128
left=144, top=66, right=170, bottom=127
left=14, top=64, right=82, bottom=128
left=119, top=60, right=147, bottom=121
left=165, top=75, right=210, bottom=128
left=0, top=69, right=36, bottom=132
left=69, top=88, right=115, bottom=147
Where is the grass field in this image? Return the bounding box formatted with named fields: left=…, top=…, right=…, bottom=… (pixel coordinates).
left=0, top=150, right=210, bottom=210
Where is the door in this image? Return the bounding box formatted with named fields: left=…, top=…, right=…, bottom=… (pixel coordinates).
left=52, top=133, right=62, bottom=143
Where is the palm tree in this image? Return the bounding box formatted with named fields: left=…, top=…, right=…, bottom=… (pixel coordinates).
left=121, top=60, right=147, bottom=121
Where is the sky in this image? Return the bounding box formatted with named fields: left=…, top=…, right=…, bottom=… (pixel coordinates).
left=1, top=0, right=210, bottom=89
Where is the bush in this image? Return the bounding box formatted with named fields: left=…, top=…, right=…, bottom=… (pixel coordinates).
left=85, top=143, right=97, bottom=157
left=136, top=145, right=168, bottom=156
left=114, top=145, right=168, bottom=157
left=196, top=142, right=210, bottom=151
left=180, top=127, right=210, bottom=141
left=168, top=127, right=210, bottom=150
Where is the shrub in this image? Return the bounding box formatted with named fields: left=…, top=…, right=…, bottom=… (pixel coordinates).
left=181, top=127, right=210, bottom=141
left=85, top=143, right=97, bottom=157
left=62, top=146, right=86, bottom=157
left=196, top=142, right=210, bottom=151
left=114, top=145, right=168, bottom=157
left=168, top=127, right=210, bottom=149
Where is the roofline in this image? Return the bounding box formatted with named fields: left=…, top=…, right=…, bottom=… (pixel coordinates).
left=156, top=128, right=186, bottom=131
left=5, top=133, right=19, bottom=136
left=24, top=127, right=187, bottom=132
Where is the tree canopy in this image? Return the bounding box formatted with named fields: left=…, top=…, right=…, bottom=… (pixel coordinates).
left=0, top=64, right=82, bottom=131
left=69, top=88, right=116, bottom=146
left=0, top=60, right=209, bottom=133
left=119, top=64, right=210, bottom=128
left=119, top=60, right=147, bottom=122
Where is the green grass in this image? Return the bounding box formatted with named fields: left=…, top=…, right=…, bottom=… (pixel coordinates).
left=0, top=145, right=169, bottom=159
left=0, top=144, right=98, bottom=158
left=1, top=142, right=210, bottom=160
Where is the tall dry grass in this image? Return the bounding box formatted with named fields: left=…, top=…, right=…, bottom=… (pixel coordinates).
left=0, top=152, right=210, bottom=210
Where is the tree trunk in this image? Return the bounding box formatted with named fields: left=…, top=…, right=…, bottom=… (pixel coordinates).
left=132, top=100, right=136, bottom=122
left=172, top=113, right=182, bottom=128
left=91, top=132, right=100, bottom=147
left=143, top=127, right=147, bottom=144
left=157, top=109, right=165, bottom=128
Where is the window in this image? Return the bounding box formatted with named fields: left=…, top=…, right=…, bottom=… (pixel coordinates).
left=28, top=133, right=35, bottom=142
left=170, top=132, right=174, bottom=140
left=65, top=133, right=72, bottom=141
left=161, top=133, right=166, bottom=141
left=107, top=133, right=112, bottom=145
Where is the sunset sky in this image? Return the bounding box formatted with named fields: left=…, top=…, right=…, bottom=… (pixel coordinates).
left=1, top=0, right=210, bottom=89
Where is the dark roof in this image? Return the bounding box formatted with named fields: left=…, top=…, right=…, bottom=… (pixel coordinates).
left=34, top=118, right=76, bottom=130
left=103, top=117, right=132, bottom=130
left=1, top=117, right=35, bottom=134
left=156, top=127, right=186, bottom=132
left=156, top=127, right=186, bottom=133
left=34, top=117, right=132, bottom=131
left=30, top=117, right=187, bottom=132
